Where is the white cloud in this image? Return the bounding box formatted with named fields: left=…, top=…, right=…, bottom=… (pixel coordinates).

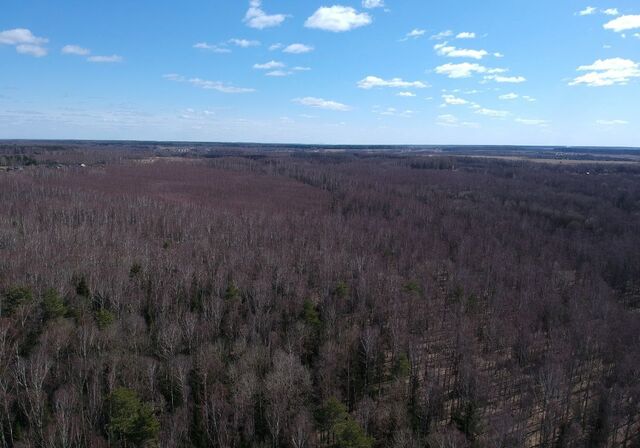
left=456, top=32, right=476, bottom=39
left=87, top=55, right=123, bottom=63
left=603, top=15, right=640, bottom=32
left=401, top=29, right=426, bottom=41
left=431, top=30, right=453, bottom=40
left=253, top=60, right=285, bottom=69
left=193, top=42, right=231, bottom=53
left=578, top=6, right=597, bottom=16
left=435, top=42, right=488, bottom=60
left=305, top=6, right=372, bottom=32
left=494, top=52, right=505, bottom=58
left=293, top=96, right=351, bottom=111
left=16, top=44, right=47, bottom=57
left=635, top=33, right=640, bottom=38
left=437, top=114, right=479, bottom=128
left=569, top=58, right=640, bottom=86
left=266, top=70, right=291, bottom=77
left=603, top=8, right=619, bottom=16
left=357, top=76, right=429, bottom=89
left=499, top=93, right=519, bottom=100
left=244, top=0, right=287, bottom=29
left=442, top=94, right=469, bottom=105
left=516, top=118, right=549, bottom=126
left=269, top=43, right=283, bottom=51
left=435, top=62, right=504, bottom=78
left=0, top=28, right=48, bottom=57
left=376, top=107, right=415, bottom=118
left=229, top=38, right=261, bottom=48
left=397, top=91, right=416, bottom=97
left=164, top=74, right=255, bottom=93
left=485, top=75, right=526, bottom=83
left=0, top=28, right=47, bottom=45
left=475, top=108, right=510, bottom=118
left=62, top=45, right=91, bottom=56
left=596, top=119, right=628, bottom=125
left=362, top=0, right=384, bottom=8
left=293, top=66, right=311, bottom=71
left=283, top=43, right=314, bottom=54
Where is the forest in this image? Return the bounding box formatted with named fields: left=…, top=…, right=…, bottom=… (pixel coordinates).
left=0, top=143, right=639, bottom=447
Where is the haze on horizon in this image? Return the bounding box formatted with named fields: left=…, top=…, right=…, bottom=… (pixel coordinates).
left=1, top=0, right=639, bottom=146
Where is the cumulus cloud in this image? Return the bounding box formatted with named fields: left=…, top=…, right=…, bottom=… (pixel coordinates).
left=603, top=15, right=640, bottom=32
left=253, top=60, right=285, bottom=69
left=397, top=91, right=416, bottom=97
left=164, top=74, right=255, bottom=93
left=244, top=0, right=287, bottom=29
left=62, top=45, right=91, bottom=56
left=442, top=94, right=469, bottom=105
left=357, top=76, right=429, bottom=89
left=193, top=42, right=231, bottom=53
left=283, top=43, right=314, bottom=54
left=362, top=0, right=384, bottom=8
left=293, top=96, right=351, bottom=111
left=0, top=28, right=48, bottom=57
left=87, top=55, right=123, bottom=63
left=435, top=42, right=488, bottom=60
left=435, top=62, right=505, bottom=78
left=305, top=6, right=372, bottom=32
left=456, top=32, right=476, bottom=39
left=569, top=58, right=640, bottom=86
left=603, top=8, right=619, bottom=16
left=578, top=6, right=597, bottom=16
left=499, top=93, right=519, bottom=100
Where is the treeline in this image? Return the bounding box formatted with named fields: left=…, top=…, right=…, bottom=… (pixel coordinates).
left=0, top=152, right=639, bottom=447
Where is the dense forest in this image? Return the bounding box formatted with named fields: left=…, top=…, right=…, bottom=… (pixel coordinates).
left=0, top=145, right=639, bottom=447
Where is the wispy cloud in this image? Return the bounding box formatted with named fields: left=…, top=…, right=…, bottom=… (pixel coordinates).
left=229, top=38, right=261, bottom=48
left=400, top=29, right=426, bottom=41
left=456, top=32, right=476, bottom=39
left=362, top=0, right=384, bottom=8
left=515, top=118, right=549, bottom=126
left=244, top=0, right=287, bottom=29
left=283, top=43, right=314, bottom=54
left=164, top=74, right=255, bottom=93
left=87, top=55, right=123, bottom=63
left=193, top=42, right=231, bottom=53
left=253, top=60, right=285, bottom=69
left=430, top=30, right=453, bottom=40
left=475, top=107, right=510, bottom=118
left=62, top=44, right=90, bottom=56
left=357, top=76, right=429, bottom=89
left=577, top=6, right=597, bottom=16
left=596, top=119, right=628, bottom=125
left=293, top=97, right=351, bottom=111
left=305, top=6, right=372, bottom=32
left=397, top=91, right=416, bottom=97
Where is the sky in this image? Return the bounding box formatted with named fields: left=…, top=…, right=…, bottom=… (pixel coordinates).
left=1, top=0, right=639, bottom=146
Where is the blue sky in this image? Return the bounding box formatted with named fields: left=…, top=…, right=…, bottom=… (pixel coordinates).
left=1, top=0, right=639, bottom=145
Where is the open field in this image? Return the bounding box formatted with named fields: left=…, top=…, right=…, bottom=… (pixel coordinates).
left=1, top=141, right=639, bottom=448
